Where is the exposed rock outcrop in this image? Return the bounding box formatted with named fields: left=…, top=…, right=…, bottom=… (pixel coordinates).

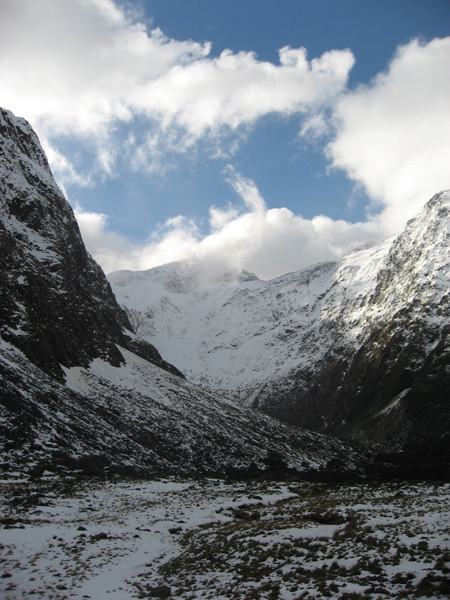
left=0, top=107, right=180, bottom=381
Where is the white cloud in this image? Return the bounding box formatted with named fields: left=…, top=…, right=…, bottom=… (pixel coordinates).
left=0, top=0, right=354, bottom=178
left=2, top=1, right=448, bottom=279
left=327, top=37, right=450, bottom=233
left=0, top=0, right=209, bottom=132
left=43, top=144, right=93, bottom=189
left=75, top=172, right=380, bottom=279
left=135, top=45, right=354, bottom=136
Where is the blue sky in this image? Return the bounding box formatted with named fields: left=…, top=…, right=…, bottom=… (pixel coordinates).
left=1, top=0, right=449, bottom=278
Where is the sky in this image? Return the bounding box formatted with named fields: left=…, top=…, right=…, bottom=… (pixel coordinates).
left=0, top=0, right=449, bottom=279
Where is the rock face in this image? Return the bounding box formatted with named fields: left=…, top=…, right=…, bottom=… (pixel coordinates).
left=258, top=194, right=450, bottom=472
left=110, top=192, right=450, bottom=472
left=0, top=107, right=362, bottom=479
left=0, top=107, right=180, bottom=381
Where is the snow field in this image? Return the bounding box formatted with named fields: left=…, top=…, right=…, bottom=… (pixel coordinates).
left=0, top=477, right=295, bottom=599
left=1, top=479, right=449, bottom=599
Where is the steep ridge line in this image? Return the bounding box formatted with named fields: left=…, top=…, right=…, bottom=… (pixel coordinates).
left=0, top=106, right=365, bottom=479
left=110, top=192, right=450, bottom=473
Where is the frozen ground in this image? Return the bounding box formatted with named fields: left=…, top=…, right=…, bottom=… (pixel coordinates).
left=1, top=477, right=450, bottom=599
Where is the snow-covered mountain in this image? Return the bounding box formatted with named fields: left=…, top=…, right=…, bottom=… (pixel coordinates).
left=110, top=192, right=450, bottom=467
left=0, top=107, right=363, bottom=479
left=0, top=109, right=181, bottom=382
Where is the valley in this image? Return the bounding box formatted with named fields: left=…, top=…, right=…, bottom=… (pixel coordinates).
left=1, top=105, right=450, bottom=599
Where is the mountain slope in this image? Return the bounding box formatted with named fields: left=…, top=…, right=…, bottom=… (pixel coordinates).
left=3, top=336, right=363, bottom=479
left=0, top=107, right=180, bottom=381
left=0, top=107, right=362, bottom=479
left=110, top=192, right=450, bottom=466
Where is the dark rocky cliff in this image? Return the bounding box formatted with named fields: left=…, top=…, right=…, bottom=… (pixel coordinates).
left=256, top=193, right=450, bottom=476
left=0, top=108, right=181, bottom=380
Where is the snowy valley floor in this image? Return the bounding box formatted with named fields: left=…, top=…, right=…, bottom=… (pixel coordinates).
left=1, top=477, right=450, bottom=600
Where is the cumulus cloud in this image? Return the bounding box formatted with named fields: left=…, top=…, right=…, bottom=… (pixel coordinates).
left=0, top=0, right=354, bottom=180
left=75, top=171, right=380, bottom=279
left=2, top=0, right=448, bottom=278
left=328, top=36, right=450, bottom=233
left=0, top=0, right=209, bottom=132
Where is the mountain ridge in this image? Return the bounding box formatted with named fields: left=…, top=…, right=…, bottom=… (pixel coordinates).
left=110, top=191, right=450, bottom=467
left=0, top=107, right=181, bottom=381
left=0, top=107, right=364, bottom=479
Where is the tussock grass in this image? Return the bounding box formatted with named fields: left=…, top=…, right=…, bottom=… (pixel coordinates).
left=156, top=481, right=450, bottom=599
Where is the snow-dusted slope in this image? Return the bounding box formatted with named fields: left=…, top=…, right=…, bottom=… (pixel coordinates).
left=109, top=243, right=398, bottom=398
left=0, top=107, right=180, bottom=381
left=2, top=336, right=363, bottom=479
left=110, top=249, right=374, bottom=393
left=0, top=107, right=364, bottom=478
left=110, top=192, right=450, bottom=458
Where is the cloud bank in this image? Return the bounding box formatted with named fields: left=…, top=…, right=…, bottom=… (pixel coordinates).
left=75, top=169, right=380, bottom=279
left=1, top=0, right=449, bottom=278
left=328, top=36, right=450, bottom=233
left=0, top=0, right=353, bottom=180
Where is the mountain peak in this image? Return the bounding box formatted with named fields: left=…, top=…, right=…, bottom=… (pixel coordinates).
left=427, top=189, right=450, bottom=209
left=239, top=270, right=259, bottom=282
left=110, top=193, right=450, bottom=466
left=0, top=108, right=51, bottom=174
